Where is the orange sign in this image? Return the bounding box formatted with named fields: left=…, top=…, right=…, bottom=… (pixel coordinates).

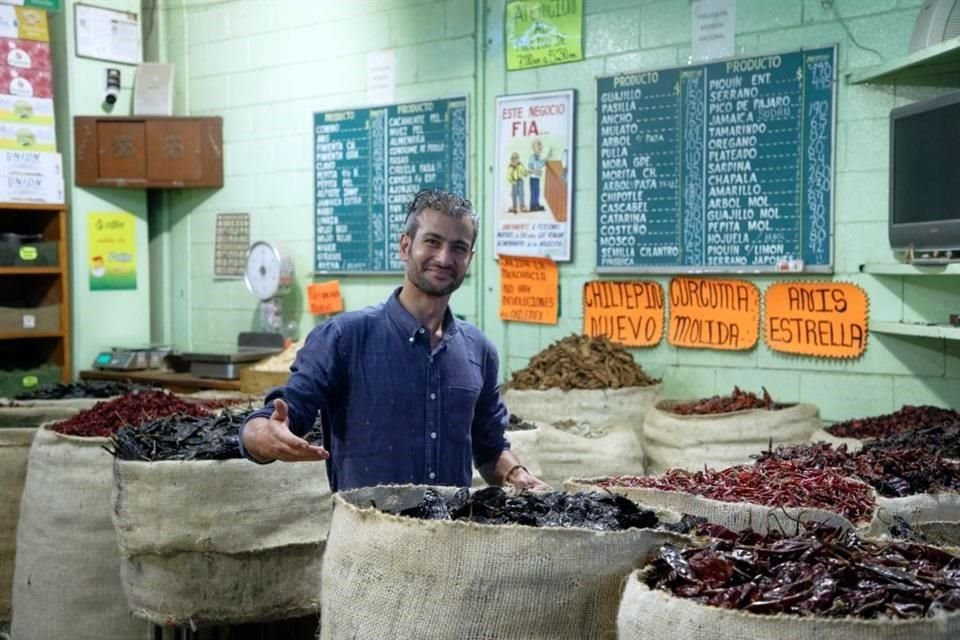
left=499, top=255, right=558, bottom=324
left=307, top=280, right=344, bottom=315
left=764, top=282, right=868, bottom=359
left=668, top=278, right=760, bottom=350
left=583, top=280, right=664, bottom=347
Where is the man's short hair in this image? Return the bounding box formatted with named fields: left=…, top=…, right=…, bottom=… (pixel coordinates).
left=404, top=189, right=479, bottom=247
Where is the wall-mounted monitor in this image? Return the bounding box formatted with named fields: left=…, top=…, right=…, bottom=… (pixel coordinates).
left=889, top=89, right=960, bottom=258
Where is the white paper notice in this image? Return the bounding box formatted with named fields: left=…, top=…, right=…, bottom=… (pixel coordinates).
left=75, top=4, right=142, bottom=65
left=691, top=0, right=736, bottom=62
left=366, top=49, right=396, bottom=106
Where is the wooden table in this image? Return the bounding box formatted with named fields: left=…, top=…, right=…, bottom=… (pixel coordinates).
left=79, top=369, right=242, bottom=394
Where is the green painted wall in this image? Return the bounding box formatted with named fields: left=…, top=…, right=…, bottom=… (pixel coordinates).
left=150, top=0, right=959, bottom=421
left=51, top=0, right=151, bottom=373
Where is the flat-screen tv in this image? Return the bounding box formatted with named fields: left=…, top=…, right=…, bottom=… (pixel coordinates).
left=889, top=89, right=960, bottom=256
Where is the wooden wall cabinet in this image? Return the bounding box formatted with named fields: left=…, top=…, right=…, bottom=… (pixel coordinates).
left=74, top=116, right=223, bottom=189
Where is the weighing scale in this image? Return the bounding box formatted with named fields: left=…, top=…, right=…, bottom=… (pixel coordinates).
left=93, top=345, right=171, bottom=371
left=180, top=333, right=284, bottom=380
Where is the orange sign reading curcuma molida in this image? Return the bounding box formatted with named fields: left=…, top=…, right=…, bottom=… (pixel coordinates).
left=499, top=255, right=559, bottom=325
left=764, top=282, right=868, bottom=359
left=583, top=280, right=664, bottom=347
left=667, top=278, right=760, bottom=350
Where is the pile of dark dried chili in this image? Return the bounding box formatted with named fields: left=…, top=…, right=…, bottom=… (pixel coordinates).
left=51, top=390, right=213, bottom=438
left=645, top=522, right=960, bottom=620
left=762, top=438, right=960, bottom=498
left=668, top=386, right=783, bottom=415
left=827, top=404, right=960, bottom=439
left=109, top=409, right=252, bottom=461
left=597, top=462, right=875, bottom=524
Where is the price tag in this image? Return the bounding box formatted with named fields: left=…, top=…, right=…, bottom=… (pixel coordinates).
left=307, top=280, right=344, bottom=315
left=21, top=313, right=36, bottom=329
left=667, top=277, right=760, bottom=350
left=583, top=280, right=664, bottom=347
left=21, top=375, right=38, bottom=388
left=19, top=246, right=37, bottom=261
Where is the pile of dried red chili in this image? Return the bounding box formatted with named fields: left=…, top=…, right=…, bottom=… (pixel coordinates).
left=669, top=386, right=781, bottom=415
left=51, top=390, right=213, bottom=438
left=763, top=437, right=960, bottom=498
left=645, top=523, right=960, bottom=619
left=597, top=461, right=875, bottom=524
left=827, top=404, right=960, bottom=439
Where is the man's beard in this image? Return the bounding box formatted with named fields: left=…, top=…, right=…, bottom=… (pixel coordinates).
left=410, top=264, right=463, bottom=297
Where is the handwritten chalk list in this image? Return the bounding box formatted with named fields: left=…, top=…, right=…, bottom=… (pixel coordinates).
left=764, top=282, right=868, bottom=358
left=596, top=46, right=836, bottom=273
left=313, top=98, right=468, bottom=273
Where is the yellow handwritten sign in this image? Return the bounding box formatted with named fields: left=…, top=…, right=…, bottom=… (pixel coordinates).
left=499, top=255, right=558, bottom=324
left=307, top=280, right=344, bottom=315
left=583, top=280, right=664, bottom=347
left=764, top=282, right=868, bottom=359
left=668, top=278, right=760, bottom=350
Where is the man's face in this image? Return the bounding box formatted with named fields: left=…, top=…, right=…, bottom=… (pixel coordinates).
left=533, top=140, right=542, bottom=155
left=400, top=208, right=475, bottom=297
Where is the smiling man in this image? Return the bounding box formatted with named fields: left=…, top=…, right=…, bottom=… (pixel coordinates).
left=241, top=189, right=547, bottom=493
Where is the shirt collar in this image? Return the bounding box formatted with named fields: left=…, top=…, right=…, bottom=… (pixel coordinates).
left=385, top=287, right=460, bottom=344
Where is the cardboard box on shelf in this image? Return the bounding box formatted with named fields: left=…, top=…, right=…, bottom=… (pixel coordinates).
left=0, top=37, right=49, bottom=69
left=0, top=6, right=48, bottom=42
left=0, top=121, right=55, bottom=151
left=0, top=171, right=63, bottom=203
left=0, top=94, right=51, bottom=124
left=0, top=149, right=60, bottom=175
left=0, top=66, right=51, bottom=97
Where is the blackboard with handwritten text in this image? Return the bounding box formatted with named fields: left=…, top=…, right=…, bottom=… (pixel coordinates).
left=313, top=97, right=468, bottom=273
left=596, top=47, right=836, bottom=273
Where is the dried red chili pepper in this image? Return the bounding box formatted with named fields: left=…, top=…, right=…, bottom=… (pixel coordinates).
left=669, top=386, right=781, bottom=415
left=51, top=390, right=213, bottom=438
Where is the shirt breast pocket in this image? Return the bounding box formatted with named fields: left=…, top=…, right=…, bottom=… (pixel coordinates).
left=444, top=384, right=481, bottom=444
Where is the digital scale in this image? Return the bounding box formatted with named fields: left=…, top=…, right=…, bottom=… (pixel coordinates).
left=93, top=345, right=171, bottom=371
left=180, top=332, right=285, bottom=380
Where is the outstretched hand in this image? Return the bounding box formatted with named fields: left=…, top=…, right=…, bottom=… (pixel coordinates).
left=241, top=398, right=329, bottom=463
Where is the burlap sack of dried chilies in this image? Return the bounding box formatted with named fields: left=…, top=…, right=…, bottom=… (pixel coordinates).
left=0, top=426, right=33, bottom=622
left=11, top=425, right=150, bottom=640
left=0, top=398, right=86, bottom=428
left=810, top=405, right=960, bottom=453
left=319, top=485, right=687, bottom=640
left=112, top=457, right=331, bottom=625
left=617, top=566, right=960, bottom=640
left=643, top=394, right=822, bottom=473
left=502, top=335, right=660, bottom=486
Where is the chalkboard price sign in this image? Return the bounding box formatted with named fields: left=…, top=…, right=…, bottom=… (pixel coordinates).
left=313, top=97, right=468, bottom=273
left=596, top=47, right=836, bottom=273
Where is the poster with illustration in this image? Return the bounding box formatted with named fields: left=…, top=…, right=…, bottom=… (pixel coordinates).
left=88, top=211, right=136, bottom=290
left=494, top=90, right=574, bottom=261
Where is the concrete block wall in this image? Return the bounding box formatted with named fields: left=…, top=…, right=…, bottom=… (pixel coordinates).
left=153, top=0, right=959, bottom=421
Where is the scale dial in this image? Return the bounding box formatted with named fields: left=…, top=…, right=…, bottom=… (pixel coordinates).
left=244, top=241, right=294, bottom=301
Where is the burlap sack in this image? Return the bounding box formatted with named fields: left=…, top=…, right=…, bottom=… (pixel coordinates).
left=809, top=427, right=865, bottom=451
left=0, top=428, right=33, bottom=620
left=471, top=425, right=542, bottom=486
left=643, top=401, right=822, bottom=473
left=11, top=426, right=149, bottom=640
left=503, top=384, right=661, bottom=434
left=112, top=458, right=331, bottom=625
left=875, top=492, right=960, bottom=529
left=618, top=568, right=960, bottom=640
left=564, top=478, right=874, bottom=535
left=320, top=484, right=687, bottom=640
left=0, top=400, right=86, bottom=428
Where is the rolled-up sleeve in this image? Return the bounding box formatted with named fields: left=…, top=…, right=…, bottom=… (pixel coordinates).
left=239, top=320, right=342, bottom=460
left=470, top=340, right=510, bottom=467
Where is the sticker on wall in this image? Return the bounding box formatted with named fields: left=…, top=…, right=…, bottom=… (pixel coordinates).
left=668, top=277, right=760, bottom=350
left=307, top=280, right=344, bottom=316
left=583, top=280, right=664, bottom=348
left=499, top=255, right=558, bottom=325
left=764, top=282, right=869, bottom=359
left=505, top=0, right=583, bottom=71
left=494, top=90, right=574, bottom=261
left=88, top=211, right=136, bottom=291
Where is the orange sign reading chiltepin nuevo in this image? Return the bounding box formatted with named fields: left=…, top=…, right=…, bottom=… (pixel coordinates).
left=307, top=281, right=344, bottom=315
left=583, top=280, right=664, bottom=347
left=667, top=277, right=760, bottom=350
left=499, top=255, right=558, bottom=325
left=764, top=282, right=868, bottom=359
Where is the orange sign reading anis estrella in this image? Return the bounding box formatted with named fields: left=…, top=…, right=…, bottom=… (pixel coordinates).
left=764, top=282, right=868, bottom=359
left=667, top=278, right=760, bottom=350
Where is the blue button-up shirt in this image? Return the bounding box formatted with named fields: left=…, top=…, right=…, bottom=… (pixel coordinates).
left=241, top=289, right=510, bottom=492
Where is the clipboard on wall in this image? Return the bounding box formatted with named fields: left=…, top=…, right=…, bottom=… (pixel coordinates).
left=74, top=3, right=141, bottom=65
